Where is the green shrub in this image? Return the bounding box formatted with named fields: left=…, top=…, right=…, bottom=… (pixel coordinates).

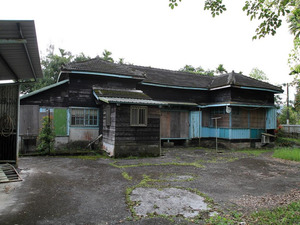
left=37, top=116, right=55, bottom=153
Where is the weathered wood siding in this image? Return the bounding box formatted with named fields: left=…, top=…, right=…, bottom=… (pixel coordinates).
left=231, top=108, right=249, bottom=128
left=69, top=74, right=138, bottom=107
left=19, top=105, right=40, bottom=136
left=209, top=89, right=231, bottom=103
left=139, top=85, right=209, bottom=103
left=112, top=105, right=160, bottom=157
left=231, top=88, right=274, bottom=105
left=21, top=83, right=69, bottom=107
left=160, top=111, right=189, bottom=139
left=102, top=104, right=116, bottom=156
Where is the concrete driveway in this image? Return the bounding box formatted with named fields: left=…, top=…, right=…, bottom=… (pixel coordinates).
left=1, top=148, right=300, bottom=224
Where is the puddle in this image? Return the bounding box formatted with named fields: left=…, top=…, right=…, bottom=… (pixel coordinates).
left=130, top=187, right=210, bottom=218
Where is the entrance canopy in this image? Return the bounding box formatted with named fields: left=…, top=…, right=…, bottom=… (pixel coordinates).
left=0, top=20, right=43, bottom=82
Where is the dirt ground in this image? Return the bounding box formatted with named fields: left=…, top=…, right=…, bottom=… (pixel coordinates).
left=1, top=148, right=300, bottom=225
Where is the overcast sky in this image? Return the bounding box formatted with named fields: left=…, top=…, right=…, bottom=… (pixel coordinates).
left=1, top=0, right=296, bottom=100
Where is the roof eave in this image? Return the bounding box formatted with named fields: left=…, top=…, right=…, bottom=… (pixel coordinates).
left=20, top=79, right=69, bottom=100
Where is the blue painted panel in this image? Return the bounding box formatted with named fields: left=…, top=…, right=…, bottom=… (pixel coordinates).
left=201, top=127, right=262, bottom=139
left=230, top=129, right=250, bottom=139
left=189, top=111, right=201, bottom=138
left=266, top=108, right=277, bottom=129
left=250, top=129, right=264, bottom=139
left=201, top=127, right=211, bottom=138
left=219, top=128, right=229, bottom=138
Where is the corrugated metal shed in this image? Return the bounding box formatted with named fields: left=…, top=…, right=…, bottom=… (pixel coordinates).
left=0, top=20, right=43, bottom=81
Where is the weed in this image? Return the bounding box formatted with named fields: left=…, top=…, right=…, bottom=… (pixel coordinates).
left=122, top=171, right=133, bottom=181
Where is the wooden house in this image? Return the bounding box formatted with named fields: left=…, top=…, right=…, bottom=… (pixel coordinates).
left=20, top=58, right=283, bottom=157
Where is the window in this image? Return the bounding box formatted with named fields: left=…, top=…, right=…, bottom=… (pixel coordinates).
left=71, top=108, right=98, bottom=126
left=130, top=106, right=147, bottom=126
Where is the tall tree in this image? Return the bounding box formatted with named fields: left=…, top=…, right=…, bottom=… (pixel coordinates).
left=249, top=67, right=269, bottom=81
left=169, top=0, right=295, bottom=40
left=21, top=45, right=90, bottom=94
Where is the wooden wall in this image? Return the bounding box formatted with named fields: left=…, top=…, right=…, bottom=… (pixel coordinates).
left=69, top=74, right=138, bottom=107
left=112, top=104, right=160, bottom=157
left=19, top=105, right=40, bottom=136
left=21, top=82, right=69, bottom=107
left=231, top=88, right=274, bottom=105
left=160, top=111, right=189, bottom=139
left=139, top=85, right=209, bottom=103
left=102, top=104, right=116, bottom=156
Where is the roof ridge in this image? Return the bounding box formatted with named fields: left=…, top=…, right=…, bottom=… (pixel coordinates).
left=127, top=63, right=214, bottom=78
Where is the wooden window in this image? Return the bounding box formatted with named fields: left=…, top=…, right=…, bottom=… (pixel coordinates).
left=71, top=108, right=98, bottom=126
left=130, top=106, right=147, bottom=126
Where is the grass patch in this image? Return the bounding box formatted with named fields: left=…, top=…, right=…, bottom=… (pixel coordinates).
left=236, top=149, right=273, bottom=156
left=122, top=171, right=133, bottom=181
left=247, top=201, right=300, bottom=224
left=272, top=148, right=300, bottom=162
left=206, top=201, right=300, bottom=225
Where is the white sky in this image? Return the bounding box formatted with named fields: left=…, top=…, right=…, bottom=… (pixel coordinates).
left=1, top=0, right=296, bottom=100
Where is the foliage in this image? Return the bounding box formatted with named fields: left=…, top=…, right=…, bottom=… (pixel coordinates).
left=37, top=115, right=55, bottom=153
left=20, top=45, right=91, bottom=94
left=273, top=147, right=300, bottom=161
left=278, top=105, right=300, bottom=124
left=215, top=64, right=227, bottom=74
left=249, top=67, right=269, bottom=81
left=294, top=83, right=300, bottom=111
left=101, top=49, right=114, bottom=62
left=169, top=0, right=294, bottom=40
left=180, top=64, right=227, bottom=76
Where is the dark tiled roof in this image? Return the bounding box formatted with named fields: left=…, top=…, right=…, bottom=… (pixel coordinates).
left=127, top=65, right=213, bottom=89
left=93, top=88, right=152, bottom=100
left=210, top=71, right=283, bottom=92
left=62, top=58, right=283, bottom=93
left=62, top=58, right=145, bottom=79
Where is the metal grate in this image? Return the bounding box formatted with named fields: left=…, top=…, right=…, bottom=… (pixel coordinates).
left=0, top=163, right=22, bottom=183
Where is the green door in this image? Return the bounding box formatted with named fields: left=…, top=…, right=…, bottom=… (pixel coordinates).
left=54, top=108, right=68, bottom=136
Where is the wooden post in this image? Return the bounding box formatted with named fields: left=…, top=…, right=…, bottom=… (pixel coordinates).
left=212, top=117, right=221, bottom=153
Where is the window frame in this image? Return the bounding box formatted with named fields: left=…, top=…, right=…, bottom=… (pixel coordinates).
left=130, top=106, right=148, bottom=127
left=70, top=107, right=99, bottom=127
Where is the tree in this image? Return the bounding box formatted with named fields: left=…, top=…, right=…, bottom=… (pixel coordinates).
left=179, top=64, right=214, bottom=76
left=249, top=67, right=269, bottom=81
left=215, top=64, right=227, bottom=74
left=101, top=49, right=114, bottom=62
left=294, top=83, right=300, bottom=112
left=278, top=105, right=299, bottom=124
left=169, top=0, right=295, bottom=40
left=21, top=45, right=91, bottom=94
